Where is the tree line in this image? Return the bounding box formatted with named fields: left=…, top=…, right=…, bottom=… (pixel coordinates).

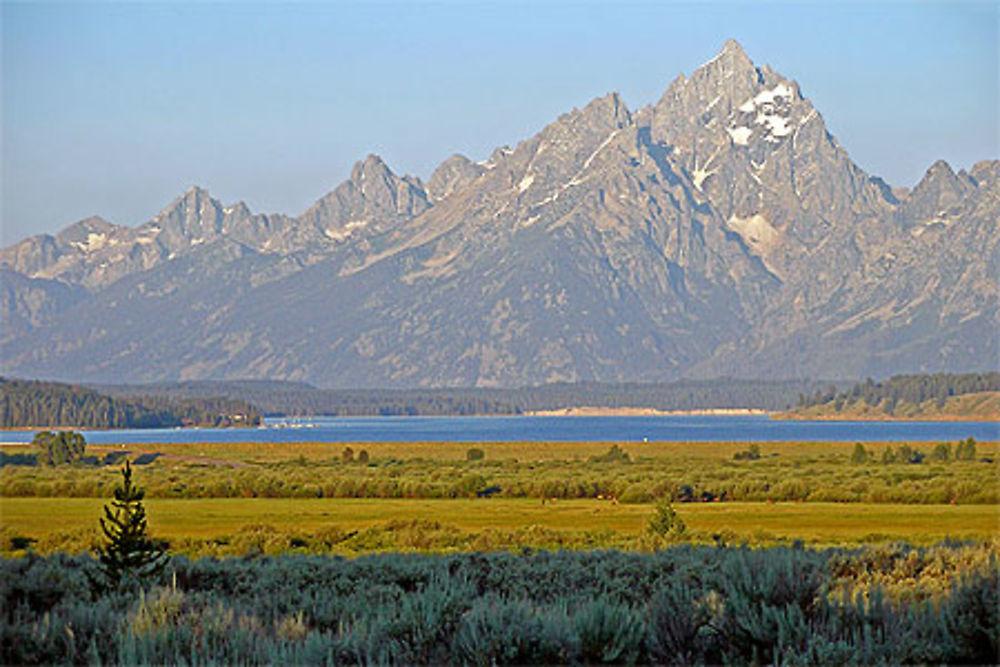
left=796, top=372, right=1000, bottom=412
left=94, top=377, right=837, bottom=416
left=0, top=377, right=262, bottom=429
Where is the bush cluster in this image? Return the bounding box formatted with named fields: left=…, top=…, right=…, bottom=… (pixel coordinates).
left=3, top=442, right=996, bottom=504
left=32, top=431, right=86, bottom=466
left=2, top=545, right=996, bottom=664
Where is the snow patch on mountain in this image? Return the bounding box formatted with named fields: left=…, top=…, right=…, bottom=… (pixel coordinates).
left=325, top=219, right=370, bottom=242
left=518, top=173, right=536, bottom=193
left=691, top=167, right=716, bottom=190
left=748, top=83, right=794, bottom=108
left=728, top=127, right=753, bottom=145
left=71, top=233, right=111, bottom=252
left=757, top=112, right=791, bottom=139
left=736, top=82, right=795, bottom=141
left=726, top=213, right=782, bottom=275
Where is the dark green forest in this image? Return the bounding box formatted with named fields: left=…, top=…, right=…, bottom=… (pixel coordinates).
left=93, top=378, right=837, bottom=417
left=796, top=372, right=1000, bottom=412
left=0, top=378, right=262, bottom=429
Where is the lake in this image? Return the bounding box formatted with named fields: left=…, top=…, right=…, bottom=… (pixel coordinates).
left=1, top=415, right=997, bottom=444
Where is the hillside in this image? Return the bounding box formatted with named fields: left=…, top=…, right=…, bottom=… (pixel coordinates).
left=1, top=40, right=996, bottom=387
left=0, top=377, right=262, bottom=429
left=778, top=391, right=1000, bottom=422
left=776, top=372, right=1000, bottom=421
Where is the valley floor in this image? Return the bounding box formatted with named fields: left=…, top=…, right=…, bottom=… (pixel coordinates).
left=2, top=498, right=997, bottom=556
left=2, top=437, right=997, bottom=556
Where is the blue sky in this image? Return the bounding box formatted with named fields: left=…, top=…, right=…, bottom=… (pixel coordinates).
left=2, top=1, right=997, bottom=242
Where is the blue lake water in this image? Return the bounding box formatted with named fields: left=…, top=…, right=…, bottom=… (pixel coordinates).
left=2, top=415, right=996, bottom=444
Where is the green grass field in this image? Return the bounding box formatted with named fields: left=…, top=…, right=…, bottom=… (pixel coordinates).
left=3, top=438, right=997, bottom=554
left=79, top=439, right=990, bottom=462
left=3, top=497, right=996, bottom=547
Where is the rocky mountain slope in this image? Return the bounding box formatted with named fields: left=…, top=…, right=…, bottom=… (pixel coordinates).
left=2, top=40, right=996, bottom=387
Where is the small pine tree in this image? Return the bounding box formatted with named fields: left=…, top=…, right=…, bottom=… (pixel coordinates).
left=955, top=437, right=977, bottom=461
left=851, top=443, right=870, bottom=464
left=93, top=460, right=166, bottom=591
left=647, top=498, right=687, bottom=539
left=931, top=442, right=952, bottom=462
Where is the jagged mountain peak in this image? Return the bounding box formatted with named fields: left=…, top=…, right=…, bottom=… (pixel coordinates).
left=56, top=215, right=116, bottom=240
left=669, top=39, right=760, bottom=106
left=721, top=37, right=747, bottom=55
left=48, top=216, right=123, bottom=255
left=223, top=201, right=253, bottom=219
left=298, top=153, right=430, bottom=240
left=427, top=154, right=485, bottom=202
left=645, top=39, right=901, bottom=256
left=586, top=91, right=629, bottom=117
left=709, top=38, right=755, bottom=74
left=158, top=186, right=218, bottom=217
left=130, top=186, right=242, bottom=258
left=2, top=43, right=994, bottom=388
left=563, top=91, right=632, bottom=131
left=70, top=214, right=114, bottom=229
left=184, top=184, right=211, bottom=196
left=345, top=154, right=429, bottom=201
left=911, top=159, right=978, bottom=201
left=158, top=185, right=220, bottom=217
left=350, top=153, right=393, bottom=182
left=923, top=159, right=956, bottom=180
left=901, top=158, right=978, bottom=223
left=431, top=153, right=475, bottom=173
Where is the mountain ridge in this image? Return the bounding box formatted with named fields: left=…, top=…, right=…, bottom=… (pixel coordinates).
left=2, top=40, right=996, bottom=388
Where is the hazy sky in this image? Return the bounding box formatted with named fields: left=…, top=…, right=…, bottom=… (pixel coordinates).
left=2, top=1, right=997, bottom=243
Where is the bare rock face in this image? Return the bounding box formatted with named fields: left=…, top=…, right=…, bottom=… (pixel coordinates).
left=426, top=155, right=485, bottom=202
left=1, top=40, right=996, bottom=387
left=899, top=160, right=978, bottom=225
left=0, top=269, right=85, bottom=344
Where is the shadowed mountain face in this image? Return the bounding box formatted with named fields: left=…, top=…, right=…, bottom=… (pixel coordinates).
left=2, top=41, right=997, bottom=388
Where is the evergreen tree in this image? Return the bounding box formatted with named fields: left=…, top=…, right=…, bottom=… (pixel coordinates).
left=931, top=442, right=952, bottom=462
left=955, top=437, right=978, bottom=461
left=33, top=430, right=86, bottom=465
left=647, top=498, right=687, bottom=539
left=93, top=461, right=167, bottom=591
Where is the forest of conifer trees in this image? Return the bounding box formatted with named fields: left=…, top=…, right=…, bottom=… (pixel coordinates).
left=0, top=378, right=261, bottom=429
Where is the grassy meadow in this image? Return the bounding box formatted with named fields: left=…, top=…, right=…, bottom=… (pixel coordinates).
left=2, top=438, right=997, bottom=555
left=3, top=437, right=999, bottom=664
left=3, top=497, right=997, bottom=553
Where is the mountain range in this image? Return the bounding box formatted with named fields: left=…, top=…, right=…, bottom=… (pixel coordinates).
left=2, top=40, right=997, bottom=388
